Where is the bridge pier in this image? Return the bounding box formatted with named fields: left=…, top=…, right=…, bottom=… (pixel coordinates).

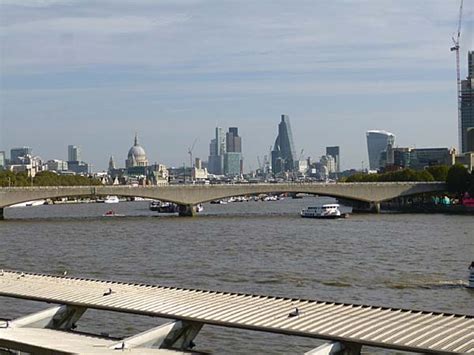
left=178, top=204, right=196, bottom=217
left=0, top=208, right=3, bottom=220
left=370, top=202, right=381, bottom=214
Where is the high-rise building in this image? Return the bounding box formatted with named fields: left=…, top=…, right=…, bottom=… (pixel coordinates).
left=226, top=127, right=242, bottom=153
left=271, top=114, right=297, bottom=174
left=224, top=127, right=242, bottom=176
left=460, top=51, right=474, bottom=153
left=325, top=146, right=340, bottom=173
left=208, top=126, right=244, bottom=176
left=208, top=127, right=231, bottom=175
left=10, top=147, right=32, bottom=164
left=68, top=145, right=80, bottom=162
left=467, top=128, right=474, bottom=152
left=366, top=130, right=395, bottom=171
left=0, top=151, right=5, bottom=170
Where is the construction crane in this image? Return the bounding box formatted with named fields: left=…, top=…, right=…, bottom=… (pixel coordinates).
left=298, top=149, right=304, bottom=161
left=257, top=156, right=263, bottom=171
left=450, top=0, right=463, bottom=151
left=188, top=138, right=198, bottom=168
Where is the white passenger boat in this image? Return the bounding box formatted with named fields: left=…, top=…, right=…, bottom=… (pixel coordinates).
left=103, top=196, right=120, bottom=204
left=301, top=204, right=346, bottom=219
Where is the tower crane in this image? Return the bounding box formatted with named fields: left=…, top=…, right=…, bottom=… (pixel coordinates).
left=298, top=149, right=304, bottom=161
left=188, top=138, right=198, bottom=168
left=450, top=0, right=463, bottom=151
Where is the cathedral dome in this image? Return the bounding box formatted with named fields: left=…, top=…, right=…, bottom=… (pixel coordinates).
left=128, top=145, right=146, bottom=161
left=126, top=134, right=149, bottom=168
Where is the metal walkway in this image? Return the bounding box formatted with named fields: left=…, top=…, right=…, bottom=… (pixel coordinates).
left=0, top=270, right=472, bottom=354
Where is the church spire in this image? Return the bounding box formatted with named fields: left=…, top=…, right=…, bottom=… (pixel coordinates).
left=134, top=132, right=138, bottom=146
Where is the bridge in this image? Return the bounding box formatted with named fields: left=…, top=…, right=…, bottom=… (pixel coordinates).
left=0, top=270, right=472, bottom=354
left=0, top=182, right=446, bottom=217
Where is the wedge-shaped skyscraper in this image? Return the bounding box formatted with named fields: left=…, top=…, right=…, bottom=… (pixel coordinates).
left=271, top=114, right=297, bottom=174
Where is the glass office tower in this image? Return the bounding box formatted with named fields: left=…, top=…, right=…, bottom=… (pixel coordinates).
left=366, top=130, right=395, bottom=170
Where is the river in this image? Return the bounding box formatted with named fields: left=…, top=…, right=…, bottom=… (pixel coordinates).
left=0, top=197, right=472, bottom=354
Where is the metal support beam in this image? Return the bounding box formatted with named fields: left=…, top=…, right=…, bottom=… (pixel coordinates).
left=110, top=320, right=202, bottom=350
left=9, top=305, right=86, bottom=330
left=305, top=341, right=362, bottom=355
left=178, top=204, right=196, bottom=217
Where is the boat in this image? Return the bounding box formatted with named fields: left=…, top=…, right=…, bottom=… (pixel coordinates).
left=149, top=201, right=161, bottom=211
left=10, top=200, right=46, bottom=208
left=103, top=210, right=124, bottom=217
left=301, top=204, right=346, bottom=219
left=196, top=204, right=204, bottom=213
left=157, top=202, right=179, bottom=213
left=103, top=196, right=120, bottom=204
left=210, top=200, right=227, bottom=205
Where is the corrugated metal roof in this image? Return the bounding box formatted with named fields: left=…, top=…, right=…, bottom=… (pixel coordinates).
left=0, top=270, right=472, bottom=354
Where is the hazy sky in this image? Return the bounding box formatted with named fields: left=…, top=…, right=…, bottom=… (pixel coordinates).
left=1, top=0, right=473, bottom=171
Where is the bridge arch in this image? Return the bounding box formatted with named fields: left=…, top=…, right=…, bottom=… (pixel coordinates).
left=0, top=183, right=446, bottom=217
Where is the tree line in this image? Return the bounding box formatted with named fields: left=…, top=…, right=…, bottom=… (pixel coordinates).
left=0, top=171, right=102, bottom=187
left=341, top=165, right=474, bottom=196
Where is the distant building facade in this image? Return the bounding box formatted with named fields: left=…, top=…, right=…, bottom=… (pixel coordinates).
left=461, top=51, right=474, bottom=152
left=10, top=147, right=32, bottom=165
left=46, top=159, right=68, bottom=172
left=271, top=114, right=297, bottom=174
left=326, top=146, right=340, bottom=173
left=68, top=145, right=80, bottom=162
left=409, top=148, right=456, bottom=170
left=66, top=144, right=89, bottom=174
left=366, top=130, right=395, bottom=171
left=0, top=151, right=5, bottom=170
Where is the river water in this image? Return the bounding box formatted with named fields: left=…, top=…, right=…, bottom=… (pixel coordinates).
left=0, top=197, right=472, bottom=354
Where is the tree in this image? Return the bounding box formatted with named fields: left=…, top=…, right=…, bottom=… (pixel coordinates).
left=446, top=164, right=470, bottom=194
left=426, top=165, right=449, bottom=181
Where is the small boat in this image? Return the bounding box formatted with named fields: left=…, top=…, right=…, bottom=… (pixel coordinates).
left=103, top=210, right=124, bottom=217
left=301, top=204, right=346, bottom=219
left=149, top=201, right=161, bottom=211
left=196, top=204, right=204, bottom=213
left=210, top=200, right=227, bottom=205
left=157, top=202, right=179, bottom=213
left=104, top=196, right=120, bottom=204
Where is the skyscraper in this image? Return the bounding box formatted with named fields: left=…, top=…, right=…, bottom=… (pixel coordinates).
left=226, top=127, right=242, bottom=153
left=326, top=146, right=340, bottom=173
left=224, top=127, right=242, bottom=176
left=68, top=145, right=80, bottom=162
left=271, top=114, right=297, bottom=174
left=366, top=130, right=395, bottom=170
left=208, top=126, right=243, bottom=176
left=460, top=51, right=474, bottom=153
left=208, top=127, right=226, bottom=175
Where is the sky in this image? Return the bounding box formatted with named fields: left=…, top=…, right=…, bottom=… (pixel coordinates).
left=0, top=0, right=473, bottom=172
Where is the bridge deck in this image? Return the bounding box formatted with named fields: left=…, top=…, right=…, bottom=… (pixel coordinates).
left=0, top=270, right=472, bottom=354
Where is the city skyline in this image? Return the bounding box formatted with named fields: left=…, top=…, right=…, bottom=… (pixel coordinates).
left=1, top=1, right=473, bottom=171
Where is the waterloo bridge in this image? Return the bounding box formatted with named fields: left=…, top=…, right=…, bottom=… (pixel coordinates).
left=0, top=182, right=446, bottom=218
